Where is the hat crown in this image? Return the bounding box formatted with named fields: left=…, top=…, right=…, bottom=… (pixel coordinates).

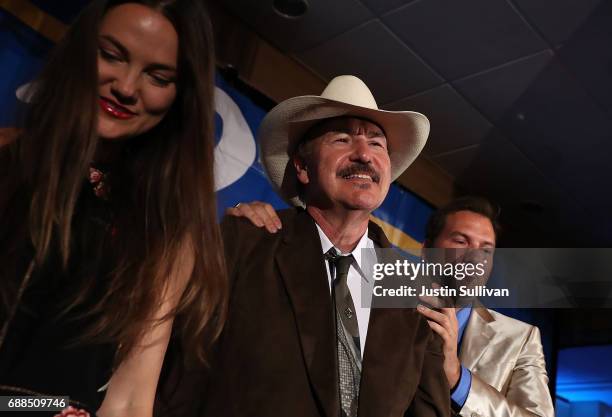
left=320, top=75, right=378, bottom=110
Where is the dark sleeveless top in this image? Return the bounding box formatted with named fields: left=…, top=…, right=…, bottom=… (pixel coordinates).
left=0, top=176, right=117, bottom=416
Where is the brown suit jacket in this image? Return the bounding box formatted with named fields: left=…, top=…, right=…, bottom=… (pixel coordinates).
left=199, top=208, right=450, bottom=417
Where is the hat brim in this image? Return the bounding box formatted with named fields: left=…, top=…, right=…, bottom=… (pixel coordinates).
left=258, top=95, right=430, bottom=207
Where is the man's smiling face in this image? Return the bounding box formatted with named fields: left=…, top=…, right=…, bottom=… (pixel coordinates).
left=294, top=116, right=391, bottom=212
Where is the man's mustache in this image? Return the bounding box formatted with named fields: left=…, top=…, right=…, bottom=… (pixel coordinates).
left=336, top=163, right=380, bottom=183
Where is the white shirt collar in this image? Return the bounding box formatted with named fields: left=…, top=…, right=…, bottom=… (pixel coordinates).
left=314, top=223, right=372, bottom=267
left=314, top=221, right=374, bottom=357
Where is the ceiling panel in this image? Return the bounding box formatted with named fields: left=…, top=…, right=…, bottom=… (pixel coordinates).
left=223, top=0, right=373, bottom=53
left=512, top=0, right=602, bottom=46
left=495, top=58, right=612, bottom=209
left=452, top=131, right=548, bottom=198
left=557, top=141, right=612, bottom=214
left=454, top=50, right=553, bottom=122
left=431, top=145, right=480, bottom=178
left=385, top=84, right=492, bottom=156
left=556, top=0, right=612, bottom=115
left=382, top=0, right=547, bottom=80
left=359, top=0, right=418, bottom=16
left=451, top=131, right=595, bottom=246
left=296, top=20, right=443, bottom=104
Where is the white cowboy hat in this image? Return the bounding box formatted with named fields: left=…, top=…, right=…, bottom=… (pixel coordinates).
left=258, top=75, right=430, bottom=207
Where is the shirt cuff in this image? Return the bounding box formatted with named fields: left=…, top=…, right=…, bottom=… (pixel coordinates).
left=450, top=366, right=472, bottom=410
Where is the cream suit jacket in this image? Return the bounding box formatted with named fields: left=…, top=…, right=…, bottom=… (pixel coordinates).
left=457, top=307, right=554, bottom=417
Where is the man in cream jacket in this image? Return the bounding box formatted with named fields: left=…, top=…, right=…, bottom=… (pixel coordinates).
left=417, top=196, right=554, bottom=417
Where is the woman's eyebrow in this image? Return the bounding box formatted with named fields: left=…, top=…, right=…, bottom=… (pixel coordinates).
left=147, top=62, right=177, bottom=72
left=100, top=35, right=177, bottom=72
left=100, top=35, right=130, bottom=59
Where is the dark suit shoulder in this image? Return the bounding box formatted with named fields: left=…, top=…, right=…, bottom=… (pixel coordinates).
left=221, top=212, right=280, bottom=257
left=220, top=208, right=306, bottom=271
left=276, top=207, right=301, bottom=223
left=221, top=208, right=300, bottom=245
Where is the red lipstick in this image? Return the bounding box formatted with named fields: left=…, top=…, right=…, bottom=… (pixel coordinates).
left=99, top=97, right=136, bottom=120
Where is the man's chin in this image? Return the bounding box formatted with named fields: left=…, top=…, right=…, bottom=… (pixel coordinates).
left=342, top=196, right=383, bottom=212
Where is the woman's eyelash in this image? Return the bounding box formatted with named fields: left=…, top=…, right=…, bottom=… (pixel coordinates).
left=99, top=48, right=120, bottom=61
left=149, top=74, right=174, bottom=87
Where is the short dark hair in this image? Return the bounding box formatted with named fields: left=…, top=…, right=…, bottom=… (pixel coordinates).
left=424, top=196, right=501, bottom=246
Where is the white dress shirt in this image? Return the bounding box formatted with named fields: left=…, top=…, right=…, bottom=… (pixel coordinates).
left=315, top=223, right=374, bottom=358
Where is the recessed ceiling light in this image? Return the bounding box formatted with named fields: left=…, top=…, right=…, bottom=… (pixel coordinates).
left=273, top=0, right=309, bottom=19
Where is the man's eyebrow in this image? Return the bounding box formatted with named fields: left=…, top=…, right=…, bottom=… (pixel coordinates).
left=449, top=231, right=496, bottom=248
left=333, top=126, right=385, bottom=137
left=367, top=130, right=386, bottom=138
left=100, top=35, right=129, bottom=59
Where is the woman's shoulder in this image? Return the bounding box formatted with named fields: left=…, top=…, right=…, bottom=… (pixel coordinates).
left=0, top=127, right=21, bottom=147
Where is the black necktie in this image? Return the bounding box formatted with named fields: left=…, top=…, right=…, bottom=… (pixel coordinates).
left=326, top=248, right=361, bottom=417
left=327, top=250, right=361, bottom=354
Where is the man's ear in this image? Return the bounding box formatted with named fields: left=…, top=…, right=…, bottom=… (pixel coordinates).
left=293, top=155, right=309, bottom=185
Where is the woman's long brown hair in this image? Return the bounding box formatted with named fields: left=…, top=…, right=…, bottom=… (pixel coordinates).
left=0, top=0, right=227, bottom=365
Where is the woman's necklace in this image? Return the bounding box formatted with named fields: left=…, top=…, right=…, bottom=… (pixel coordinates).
left=88, top=166, right=110, bottom=200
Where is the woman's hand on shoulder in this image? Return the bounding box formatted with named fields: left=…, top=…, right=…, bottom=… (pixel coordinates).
left=225, top=201, right=282, bottom=233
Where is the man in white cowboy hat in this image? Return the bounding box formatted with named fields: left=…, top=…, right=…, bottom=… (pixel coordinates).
left=199, top=75, right=450, bottom=417
left=231, top=195, right=556, bottom=417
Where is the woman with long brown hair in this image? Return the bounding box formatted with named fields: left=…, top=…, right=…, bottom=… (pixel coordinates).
left=0, top=1, right=226, bottom=416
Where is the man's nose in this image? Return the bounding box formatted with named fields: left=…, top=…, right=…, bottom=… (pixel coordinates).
left=349, top=139, right=373, bottom=163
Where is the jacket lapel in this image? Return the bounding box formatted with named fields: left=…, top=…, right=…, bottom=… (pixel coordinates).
left=459, top=305, right=496, bottom=371
left=367, top=219, right=392, bottom=248
left=358, top=222, right=418, bottom=416
left=275, top=209, right=339, bottom=417
left=358, top=307, right=422, bottom=417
